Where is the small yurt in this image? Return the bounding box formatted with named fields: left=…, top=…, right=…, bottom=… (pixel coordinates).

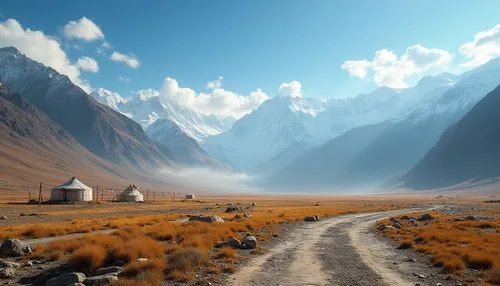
left=185, top=194, right=196, bottom=200
left=51, top=176, right=93, bottom=202
left=116, top=185, right=144, bottom=202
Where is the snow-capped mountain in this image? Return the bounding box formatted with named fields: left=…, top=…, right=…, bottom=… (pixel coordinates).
left=146, top=118, right=227, bottom=168
left=267, top=58, right=500, bottom=190
left=204, top=96, right=327, bottom=170
left=205, top=74, right=458, bottom=171
left=90, top=88, right=235, bottom=142
left=90, top=88, right=127, bottom=111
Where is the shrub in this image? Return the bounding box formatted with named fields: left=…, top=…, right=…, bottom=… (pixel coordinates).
left=167, top=248, right=208, bottom=280
left=215, top=247, right=237, bottom=261
left=68, top=244, right=107, bottom=271
left=461, top=252, right=494, bottom=270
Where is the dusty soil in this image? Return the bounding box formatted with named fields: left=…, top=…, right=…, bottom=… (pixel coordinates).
left=226, top=207, right=465, bottom=286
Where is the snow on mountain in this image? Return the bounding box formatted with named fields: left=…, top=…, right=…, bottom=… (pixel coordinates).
left=204, top=96, right=327, bottom=170
left=89, top=88, right=236, bottom=142
left=204, top=72, right=460, bottom=172
left=90, top=88, right=127, bottom=111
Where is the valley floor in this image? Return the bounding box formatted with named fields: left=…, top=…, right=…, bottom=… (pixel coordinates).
left=0, top=193, right=497, bottom=285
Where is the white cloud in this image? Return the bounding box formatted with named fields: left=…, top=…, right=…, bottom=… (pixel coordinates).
left=118, top=76, right=130, bottom=83
left=277, top=80, right=302, bottom=98
left=158, top=77, right=269, bottom=118
left=110, top=51, right=140, bottom=68
left=207, top=76, right=223, bottom=90
left=459, top=24, right=500, bottom=68
left=76, top=56, right=99, bottom=73
left=0, top=18, right=91, bottom=92
left=341, top=60, right=371, bottom=79
left=63, top=17, right=104, bottom=41
left=341, top=45, right=452, bottom=88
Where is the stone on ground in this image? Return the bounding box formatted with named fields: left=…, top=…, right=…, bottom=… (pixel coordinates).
left=188, top=215, right=224, bottom=223
left=0, top=239, right=32, bottom=257
left=241, top=235, right=257, bottom=249
left=84, top=274, right=119, bottom=286
left=46, top=272, right=86, bottom=286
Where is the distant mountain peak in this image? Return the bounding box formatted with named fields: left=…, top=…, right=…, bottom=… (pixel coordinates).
left=0, top=46, right=21, bottom=55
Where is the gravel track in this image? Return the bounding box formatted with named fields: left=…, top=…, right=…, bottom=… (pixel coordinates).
left=227, top=208, right=455, bottom=286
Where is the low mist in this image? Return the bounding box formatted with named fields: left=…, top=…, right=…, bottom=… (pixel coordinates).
left=157, top=167, right=266, bottom=195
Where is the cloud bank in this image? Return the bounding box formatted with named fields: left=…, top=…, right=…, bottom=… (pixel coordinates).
left=342, top=45, right=452, bottom=88
left=159, top=77, right=269, bottom=118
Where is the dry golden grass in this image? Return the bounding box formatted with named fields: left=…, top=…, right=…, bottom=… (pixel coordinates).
left=215, top=247, right=237, bottom=262
left=166, top=248, right=208, bottom=281
left=378, top=208, right=500, bottom=284
left=12, top=197, right=415, bottom=284
left=68, top=244, right=107, bottom=271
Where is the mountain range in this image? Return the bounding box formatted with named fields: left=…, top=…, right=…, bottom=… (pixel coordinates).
left=2, top=45, right=500, bottom=192
left=265, top=58, right=500, bottom=190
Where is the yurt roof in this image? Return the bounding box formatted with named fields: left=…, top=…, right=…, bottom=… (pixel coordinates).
left=119, top=185, right=142, bottom=196
left=52, top=177, right=92, bottom=191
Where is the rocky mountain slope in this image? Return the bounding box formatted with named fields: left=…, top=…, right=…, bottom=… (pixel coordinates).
left=0, top=47, right=172, bottom=170
left=0, top=84, right=169, bottom=191
left=402, top=83, right=500, bottom=189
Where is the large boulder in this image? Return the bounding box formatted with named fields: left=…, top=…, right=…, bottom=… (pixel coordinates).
left=188, top=215, right=224, bottom=223
left=46, top=272, right=86, bottom=286
left=241, top=235, right=257, bottom=249
left=0, top=239, right=32, bottom=257
left=215, top=238, right=241, bottom=249
left=84, top=274, right=118, bottom=286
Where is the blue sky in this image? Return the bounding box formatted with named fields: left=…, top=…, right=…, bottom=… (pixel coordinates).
left=1, top=1, right=500, bottom=117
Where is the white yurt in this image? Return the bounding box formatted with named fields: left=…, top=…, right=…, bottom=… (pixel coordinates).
left=116, top=184, right=144, bottom=202
left=51, top=176, right=93, bottom=202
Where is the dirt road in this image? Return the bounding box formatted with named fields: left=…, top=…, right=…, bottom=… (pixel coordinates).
left=228, top=208, right=456, bottom=286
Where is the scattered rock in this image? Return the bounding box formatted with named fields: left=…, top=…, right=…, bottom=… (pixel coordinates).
left=418, top=214, right=434, bottom=221
left=25, top=260, right=42, bottom=267
left=46, top=272, right=86, bottom=286
left=314, top=202, right=320, bottom=206
left=0, top=266, right=16, bottom=279
left=405, top=257, right=415, bottom=262
left=304, top=216, right=319, bottom=222
left=84, top=274, right=118, bottom=286
left=188, top=215, right=224, bottom=223
left=225, top=207, right=242, bottom=213
left=251, top=203, right=256, bottom=207
left=0, top=260, right=20, bottom=268
left=233, top=214, right=242, bottom=220
left=392, top=222, right=402, bottom=229
left=243, top=213, right=252, bottom=218
left=0, top=216, right=6, bottom=220
left=0, top=239, right=32, bottom=257
left=241, top=235, right=257, bottom=249
left=94, top=266, right=123, bottom=276
left=137, top=258, right=148, bottom=263
left=216, top=238, right=241, bottom=249
left=409, top=219, right=417, bottom=224
left=436, top=283, right=443, bottom=286
left=413, top=273, right=427, bottom=279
